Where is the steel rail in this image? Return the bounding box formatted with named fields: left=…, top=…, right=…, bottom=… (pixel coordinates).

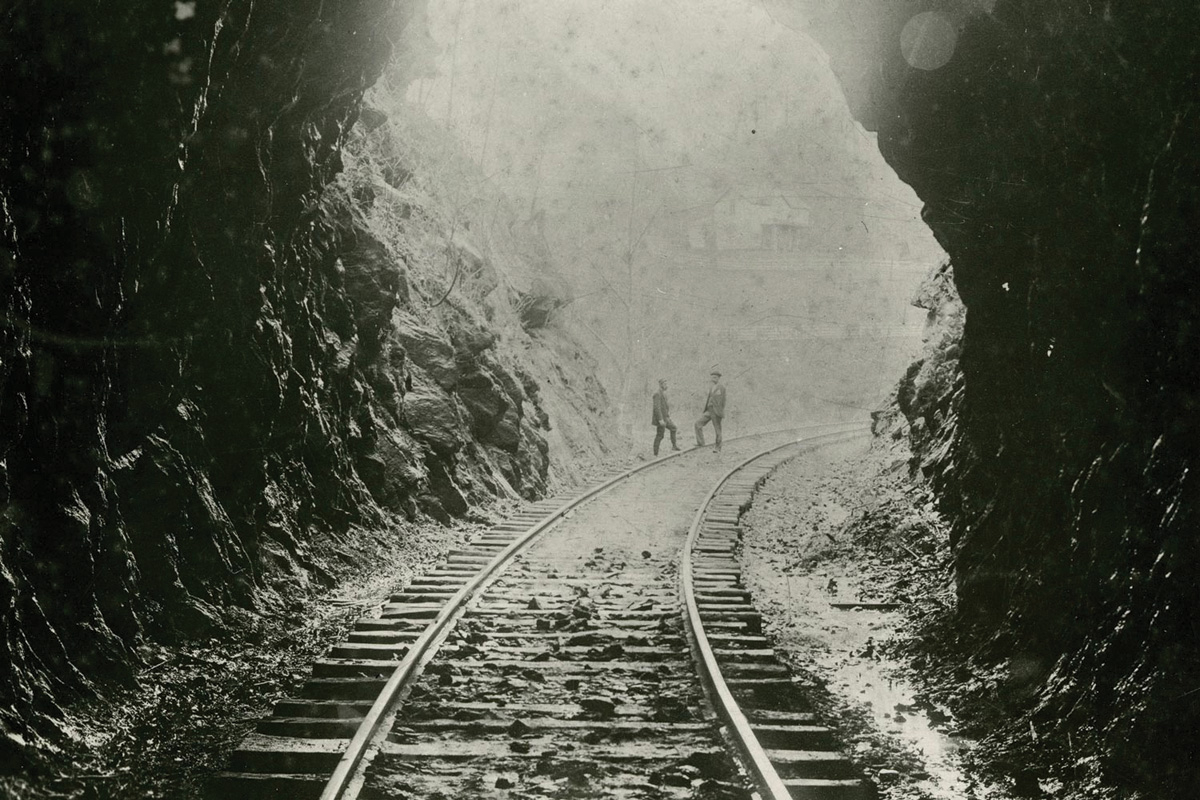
left=320, top=419, right=865, bottom=800
left=679, top=426, right=870, bottom=800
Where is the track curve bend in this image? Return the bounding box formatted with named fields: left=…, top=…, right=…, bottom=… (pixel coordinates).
left=682, top=434, right=875, bottom=800
left=211, top=423, right=872, bottom=800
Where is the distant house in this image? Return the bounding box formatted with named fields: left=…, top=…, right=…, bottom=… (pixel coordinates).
left=682, top=190, right=811, bottom=251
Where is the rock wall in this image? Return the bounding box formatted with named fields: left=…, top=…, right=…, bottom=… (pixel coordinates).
left=331, top=87, right=617, bottom=501
left=789, top=0, right=1200, bottom=792
left=0, top=0, right=615, bottom=760
left=880, top=260, right=963, bottom=473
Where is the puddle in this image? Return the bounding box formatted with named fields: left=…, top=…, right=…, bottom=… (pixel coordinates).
left=829, top=634, right=1000, bottom=799
left=738, top=441, right=1039, bottom=800
left=754, top=567, right=1019, bottom=800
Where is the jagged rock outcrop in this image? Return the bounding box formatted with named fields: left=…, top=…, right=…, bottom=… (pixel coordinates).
left=0, top=0, right=612, bottom=761
left=792, top=0, right=1200, bottom=792
left=0, top=0, right=413, bottom=748
left=887, top=261, right=963, bottom=472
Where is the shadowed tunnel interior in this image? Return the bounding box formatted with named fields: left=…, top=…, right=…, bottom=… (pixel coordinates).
left=0, top=0, right=1196, bottom=796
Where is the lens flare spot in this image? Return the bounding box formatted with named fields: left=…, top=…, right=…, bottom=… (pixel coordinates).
left=900, top=12, right=957, bottom=71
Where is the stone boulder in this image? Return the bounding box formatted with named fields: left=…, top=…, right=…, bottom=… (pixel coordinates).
left=394, top=309, right=459, bottom=389
left=401, top=366, right=467, bottom=454
left=456, top=366, right=511, bottom=441
left=490, top=406, right=522, bottom=452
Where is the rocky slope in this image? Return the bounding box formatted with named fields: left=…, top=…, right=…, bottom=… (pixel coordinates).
left=785, top=0, right=1200, bottom=794
left=0, top=0, right=615, bottom=766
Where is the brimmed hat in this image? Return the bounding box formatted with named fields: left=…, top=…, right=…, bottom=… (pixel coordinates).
left=710, top=369, right=722, bottom=377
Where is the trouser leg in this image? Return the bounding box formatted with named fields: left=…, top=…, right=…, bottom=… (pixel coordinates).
left=713, top=417, right=722, bottom=450
left=666, top=420, right=678, bottom=449
left=695, top=412, right=710, bottom=446
left=653, top=425, right=665, bottom=455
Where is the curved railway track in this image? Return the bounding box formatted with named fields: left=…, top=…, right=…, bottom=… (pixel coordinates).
left=211, top=424, right=874, bottom=800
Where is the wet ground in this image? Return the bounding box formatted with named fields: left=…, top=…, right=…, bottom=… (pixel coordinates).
left=26, top=432, right=1023, bottom=800
left=741, top=438, right=1020, bottom=800
left=364, top=436, right=793, bottom=799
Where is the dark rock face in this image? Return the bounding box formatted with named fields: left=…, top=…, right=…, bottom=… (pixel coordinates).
left=798, top=0, right=1200, bottom=790
left=0, top=0, right=410, bottom=737
left=0, top=0, right=566, bottom=753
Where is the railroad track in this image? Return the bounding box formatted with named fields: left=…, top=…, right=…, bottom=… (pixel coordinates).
left=211, top=424, right=874, bottom=800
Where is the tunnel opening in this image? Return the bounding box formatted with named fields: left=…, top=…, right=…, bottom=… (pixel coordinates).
left=344, top=0, right=1200, bottom=796
left=385, top=0, right=946, bottom=444
left=0, top=1, right=1196, bottom=798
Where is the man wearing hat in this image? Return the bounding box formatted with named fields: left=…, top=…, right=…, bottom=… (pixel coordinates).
left=695, top=369, right=727, bottom=452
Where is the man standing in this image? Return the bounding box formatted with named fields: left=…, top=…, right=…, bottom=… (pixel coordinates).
left=651, top=378, right=679, bottom=456
left=695, top=370, right=726, bottom=452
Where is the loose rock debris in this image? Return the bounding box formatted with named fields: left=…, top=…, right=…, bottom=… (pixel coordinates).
left=360, top=440, right=788, bottom=799
left=742, top=438, right=1021, bottom=800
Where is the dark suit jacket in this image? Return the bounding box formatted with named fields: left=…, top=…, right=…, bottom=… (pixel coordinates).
left=652, top=390, right=671, bottom=425
left=704, top=382, right=726, bottom=418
